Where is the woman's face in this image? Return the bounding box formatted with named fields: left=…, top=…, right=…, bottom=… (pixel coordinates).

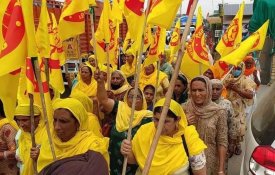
left=80, top=66, right=92, bottom=82
left=174, top=79, right=186, bottom=95
left=203, top=69, right=214, bottom=80
left=15, top=115, right=40, bottom=133
left=145, top=64, right=154, bottom=75
left=125, top=54, right=134, bottom=65
left=126, top=89, right=143, bottom=111
left=153, top=112, right=178, bottom=136
left=53, top=109, right=79, bottom=142
left=191, top=80, right=207, bottom=106
left=89, top=58, right=96, bottom=67
left=111, top=72, right=124, bottom=86
left=212, top=84, right=223, bottom=101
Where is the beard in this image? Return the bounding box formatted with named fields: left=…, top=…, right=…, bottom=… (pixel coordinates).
left=111, top=84, right=121, bottom=90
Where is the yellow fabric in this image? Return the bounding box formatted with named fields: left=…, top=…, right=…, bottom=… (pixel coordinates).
left=139, top=64, right=168, bottom=94
left=111, top=70, right=131, bottom=95
left=0, top=118, right=19, bottom=130
left=72, top=66, right=98, bottom=98
left=115, top=88, right=153, bottom=132
left=132, top=99, right=207, bottom=174
left=170, top=19, right=181, bottom=58
left=147, top=0, right=182, bottom=29
left=87, top=112, right=103, bottom=138
left=144, top=25, right=153, bottom=52
left=120, top=48, right=136, bottom=78
left=180, top=7, right=210, bottom=80
left=216, top=2, right=244, bottom=57
left=220, top=34, right=259, bottom=66
left=70, top=90, right=94, bottom=113
left=88, top=0, right=97, bottom=6
left=250, top=20, right=269, bottom=52
left=0, top=0, right=27, bottom=76
left=15, top=104, right=46, bottom=175
left=58, top=0, right=89, bottom=41
left=38, top=98, right=110, bottom=172
left=122, top=32, right=131, bottom=53
left=35, top=0, right=50, bottom=58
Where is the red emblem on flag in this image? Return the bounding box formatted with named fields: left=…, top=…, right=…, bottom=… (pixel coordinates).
left=222, top=19, right=239, bottom=47
left=125, top=0, right=144, bottom=16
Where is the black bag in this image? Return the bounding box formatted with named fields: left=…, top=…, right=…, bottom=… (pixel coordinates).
left=181, top=135, right=193, bottom=175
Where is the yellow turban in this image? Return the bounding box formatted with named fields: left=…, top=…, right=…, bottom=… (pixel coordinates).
left=88, top=55, right=95, bottom=60
left=125, top=48, right=135, bottom=56
left=15, top=104, right=41, bottom=117
left=53, top=98, right=88, bottom=131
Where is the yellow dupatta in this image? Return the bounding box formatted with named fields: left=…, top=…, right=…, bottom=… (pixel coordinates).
left=139, top=63, right=168, bottom=91
left=120, top=48, right=136, bottom=78
left=111, top=70, right=131, bottom=95
left=37, top=98, right=109, bottom=172
left=116, top=88, right=153, bottom=132
left=132, top=99, right=207, bottom=174
left=72, top=65, right=97, bottom=98
left=15, top=104, right=47, bottom=175
left=0, top=118, right=18, bottom=130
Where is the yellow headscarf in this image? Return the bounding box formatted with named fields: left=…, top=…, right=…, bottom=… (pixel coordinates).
left=70, top=91, right=103, bottom=138
left=72, top=65, right=98, bottom=98
left=37, top=98, right=109, bottom=172
left=0, top=118, right=18, bottom=131
left=111, top=70, right=131, bottom=95
left=120, top=48, right=136, bottom=78
left=15, top=104, right=46, bottom=175
left=132, top=99, right=207, bottom=174
left=116, top=88, right=153, bottom=132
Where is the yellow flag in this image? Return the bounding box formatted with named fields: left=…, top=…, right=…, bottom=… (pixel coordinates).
left=144, top=25, right=153, bottom=52
left=147, top=0, right=182, bottom=29
left=112, top=0, right=123, bottom=24
left=0, top=0, right=27, bottom=76
left=0, top=70, right=21, bottom=121
left=170, top=19, right=181, bottom=58
left=220, top=32, right=259, bottom=66
left=250, top=20, right=269, bottom=52
left=143, top=26, right=166, bottom=67
left=180, top=6, right=210, bottom=79
left=59, top=0, right=89, bottom=41
left=216, top=2, right=244, bottom=57
left=0, top=0, right=10, bottom=55
left=48, top=13, right=65, bottom=93
left=89, top=0, right=97, bottom=6
left=122, top=31, right=132, bottom=53
left=36, top=0, right=51, bottom=58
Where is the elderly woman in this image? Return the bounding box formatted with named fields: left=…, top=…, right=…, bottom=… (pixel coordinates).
left=95, top=70, right=152, bottom=175
left=120, top=48, right=136, bottom=82
left=72, top=65, right=97, bottom=98
left=173, top=74, right=189, bottom=105
left=14, top=104, right=46, bottom=175
left=182, top=76, right=228, bottom=175
left=0, top=100, right=18, bottom=174
left=121, top=99, right=207, bottom=175
left=139, top=63, right=169, bottom=100
left=110, top=70, right=131, bottom=101
left=37, top=98, right=109, bottom=173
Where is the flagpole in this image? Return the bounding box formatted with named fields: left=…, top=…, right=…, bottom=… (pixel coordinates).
left=142, top=0, right=199, bottom=174
left=106, top=43, right=111, bottom=90
left=31, top=57, right=56, bottom=160
left=28, top=93, right=38, bottom=175
left=152, top=60, right=160, bottom=107
left=89, top=7, right=99, bottom=67
left=121, top=0, right=152, bottom=174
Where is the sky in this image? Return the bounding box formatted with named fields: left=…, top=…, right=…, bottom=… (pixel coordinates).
left=180, top=0, right=254, bottom=17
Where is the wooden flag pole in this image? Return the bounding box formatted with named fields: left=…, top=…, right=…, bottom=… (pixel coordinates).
left=106, top=43, right=111, bottom=90
left=89, top=7, right=99, bottom=68
left=141, top=0, right=199, bottom=174
left=28, top=93, right=38, bottom=175
left=121, top=1, right=152, bottom=174
left=152, top=60, right=160, bottom=107
left=31, top=57, right=56, bottom=160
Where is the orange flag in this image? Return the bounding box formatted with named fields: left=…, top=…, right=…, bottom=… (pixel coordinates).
left=180, top=6, right=210, bottom=80
left=48, top=13, right=65, bottom=93
left=147, top=0, right=182, bottom=29
left=0, top=0, right=27, bottom=76
left=58, top=0, right=89, bottom=41
left=216, top=2, right=244, bottom=57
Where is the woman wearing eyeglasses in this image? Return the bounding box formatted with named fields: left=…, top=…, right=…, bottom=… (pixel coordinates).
left=94, top=70, right=153, bottom=175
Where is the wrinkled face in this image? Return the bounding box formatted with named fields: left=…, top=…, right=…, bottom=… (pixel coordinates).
left=153, top=113, right=178, bottom=136
left=145, top=64, right=154, bottom=75
left=144, top=88, right=154, bottom=104
left=15, top=115, right=40, bottom=133
left=125, top=54, right=134, bottom=65
left=53, top=109, right=79, bottom=142
left=191, top=80, right=207, bottom=106
left=212, top=84, right=223, bottom=101
left=89, top=58, right=96, bottom=67
left=80, top=66, right=92, bottom=82
left=111, top=72, right=124, bottom=86
left=174, top=79, right=186, bottom=95
left=203, top=69, right=214, bottom=80
left=127, top=89, right=143, bottom=111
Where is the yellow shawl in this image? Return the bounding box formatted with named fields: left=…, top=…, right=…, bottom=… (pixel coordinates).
left=132, top=99, right=207, bottom=174
left=37, top=98, right=109, bottom=172
left=111, top=70, right=131, bottom=95
left=116, top=88, right=153, bottom=132
left=0, top=118, right=18, bottom=130
left=120, top=48, right=136, bottom=78
left=139, top=64, right=168, bottom=91
left=72, top=65, right=97, bottom=98
left=15, top=104, right=46, bottom=175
